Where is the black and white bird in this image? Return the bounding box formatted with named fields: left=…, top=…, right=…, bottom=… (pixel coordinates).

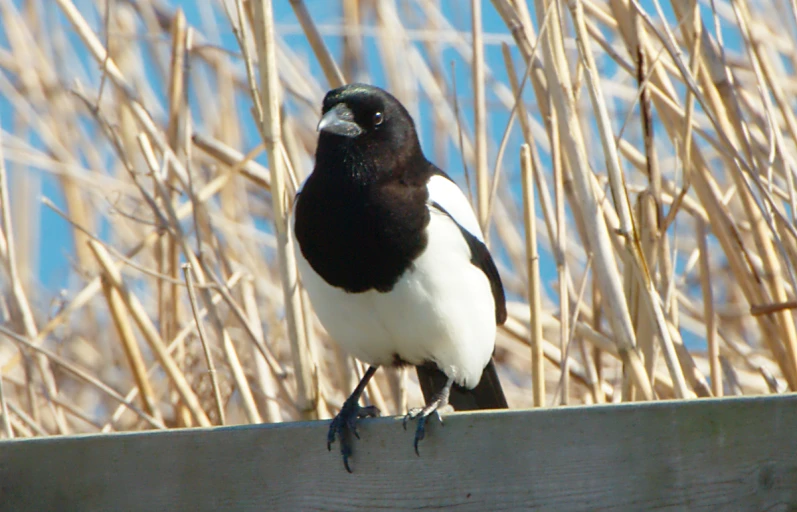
left=293, top=84, right=508, bottom=472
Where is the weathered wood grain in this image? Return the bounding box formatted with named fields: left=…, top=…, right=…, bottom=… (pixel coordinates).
left=1, top=395, right=796, bottom=511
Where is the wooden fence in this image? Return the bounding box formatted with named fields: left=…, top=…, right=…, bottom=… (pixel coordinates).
left=1, top=395, right=796, bottom=511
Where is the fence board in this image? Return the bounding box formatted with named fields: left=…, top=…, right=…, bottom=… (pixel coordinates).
left=1, top=395, right=796, bottom=511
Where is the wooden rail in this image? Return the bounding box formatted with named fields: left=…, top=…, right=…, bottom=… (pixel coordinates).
left=1, top=395, right=796, bottom=511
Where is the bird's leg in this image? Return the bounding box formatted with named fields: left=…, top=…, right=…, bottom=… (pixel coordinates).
left=403, top=376, right=454, bottom=455
left=328, top=365, right=380, bottom=473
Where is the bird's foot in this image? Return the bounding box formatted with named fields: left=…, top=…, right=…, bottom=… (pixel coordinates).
left=403, top=390, right=451, bottom=456
left=328, top=398, right=380, bottom=473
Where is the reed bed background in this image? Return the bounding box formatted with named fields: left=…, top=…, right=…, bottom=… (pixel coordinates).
left=0, top=0, right=794, bottom=437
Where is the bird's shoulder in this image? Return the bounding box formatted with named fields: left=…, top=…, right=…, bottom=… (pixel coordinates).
left=425, top=168, right=484, bottom=243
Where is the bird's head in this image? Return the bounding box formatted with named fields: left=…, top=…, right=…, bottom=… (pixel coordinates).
left=315, top=84, right=423, bottom=180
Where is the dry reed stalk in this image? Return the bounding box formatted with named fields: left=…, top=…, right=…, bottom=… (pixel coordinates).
left=681, top=0, right=700, bottom=203
left=100, top=276, right=162, bottom=421
left=55, top=0, right=191, bottom=189
left=6, top=401, right=46, bottom=437
left=341, top=0, right=362, bottom=82
left=250, top=0, right=318, bottom=420
left=520, top=145, right=545, bottom=407
left=503, top=58, right=561, bottom=309
left=222, top=326, right=263, bottom=423
left=471, top=0, right=489, bottom=230
left=577, top=334, right=602, bottom=404
left=101, top=271, right=247, bottom=432
left=29, top=167, right=236, bottom=348
left=617, top=0, right=796, bottom=389
left=502, top=317, right=615, bottom=399
left=192, top=134, right=270, bottom=190
left=590, top=282, right=605, bottom=403
left=553, top=256, right=593, bottom=405
left=183, top=263, right=225, bottom=425
left=732, top=0, right=797, bottom=384
left=163, top=9, right=187, bottom=424
left=24, top=3, right=231, bottom=362
left=550, top=98, right=570, bottom=405
left=2, top=373, right=103, bottom=431
left=697, top=220, right=721, bottom=397
left=498, top=3, right=621, bottom=402
left=638, top=10, right=679, bottom=370
left=422, top=0, right=447, bottom=166
left=8, top=1, right=94, bottom=283
left=5, top=410, right=32, bottom=438
left=194, top=256, right=286, bottom=381
left=0, top=127, right=68, bottom=433
left=241, top=277, right=283, bottom=423
left=139, top=130, right=263, bottom=424
left=636, top=193, right=659, bottom=385
left=0, top=324, right=165, bottom=430
left=189, top=259, right=264, bottom=424
left=569, top=0, right=688, bottom=399
left=0, top=366, right=11, bottom=438
left=519, top=0, right=654, bottom=398
left=374, top=2, right=408, bottom=107
left=288, top=0, right=345, bottom=88
left=384, top=366, right=407, bottom=417
left=631, top=0, right=675, bottom=323
left=87, top=240, right=211, bottom=427
left=421, top=2, right=533, bottom=124
left=668, top=323, right=711, bottom=398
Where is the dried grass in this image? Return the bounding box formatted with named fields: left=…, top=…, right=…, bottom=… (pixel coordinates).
left=0, top=0, right=795, bottom=437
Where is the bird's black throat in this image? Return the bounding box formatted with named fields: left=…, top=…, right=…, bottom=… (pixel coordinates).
left=294, top=138, right=432, bottom=294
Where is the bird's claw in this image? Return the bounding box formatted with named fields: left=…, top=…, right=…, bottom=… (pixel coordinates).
left=402, top=407, right=419, bottom=430
left=327, top=401, right=380, bottom=473
left=351, top=405, right=378, bottom=439
left=403, top=405, right=445, bottom=456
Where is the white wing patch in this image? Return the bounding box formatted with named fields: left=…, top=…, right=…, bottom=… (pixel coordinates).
left=426, top=174, right=484, bottom=242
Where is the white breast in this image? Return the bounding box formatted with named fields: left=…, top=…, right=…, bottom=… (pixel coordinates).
left=294, top=208, right=496, bottom=389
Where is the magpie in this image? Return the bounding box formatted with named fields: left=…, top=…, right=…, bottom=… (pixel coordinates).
left=293, top=83, right=508, bottom=472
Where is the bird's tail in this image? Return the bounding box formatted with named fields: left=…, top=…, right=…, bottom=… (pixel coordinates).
left=415, top=359, right=508, bottom=411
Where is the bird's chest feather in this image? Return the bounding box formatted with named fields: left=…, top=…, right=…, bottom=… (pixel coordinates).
left=294, top=210, right=495, bottom=386
left=294, top=174, right=429, bottom=293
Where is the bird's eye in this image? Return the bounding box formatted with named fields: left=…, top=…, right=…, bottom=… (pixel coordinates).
left=373, top=111, right=384, bottom=126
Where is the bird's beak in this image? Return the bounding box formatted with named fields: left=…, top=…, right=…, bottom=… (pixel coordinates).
left=317, top=103, right=363, bottom=138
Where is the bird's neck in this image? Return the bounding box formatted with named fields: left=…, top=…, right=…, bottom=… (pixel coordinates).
left=314, top=138, right=429, bottom=190
left=296, top=142, right=431, bottom=293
